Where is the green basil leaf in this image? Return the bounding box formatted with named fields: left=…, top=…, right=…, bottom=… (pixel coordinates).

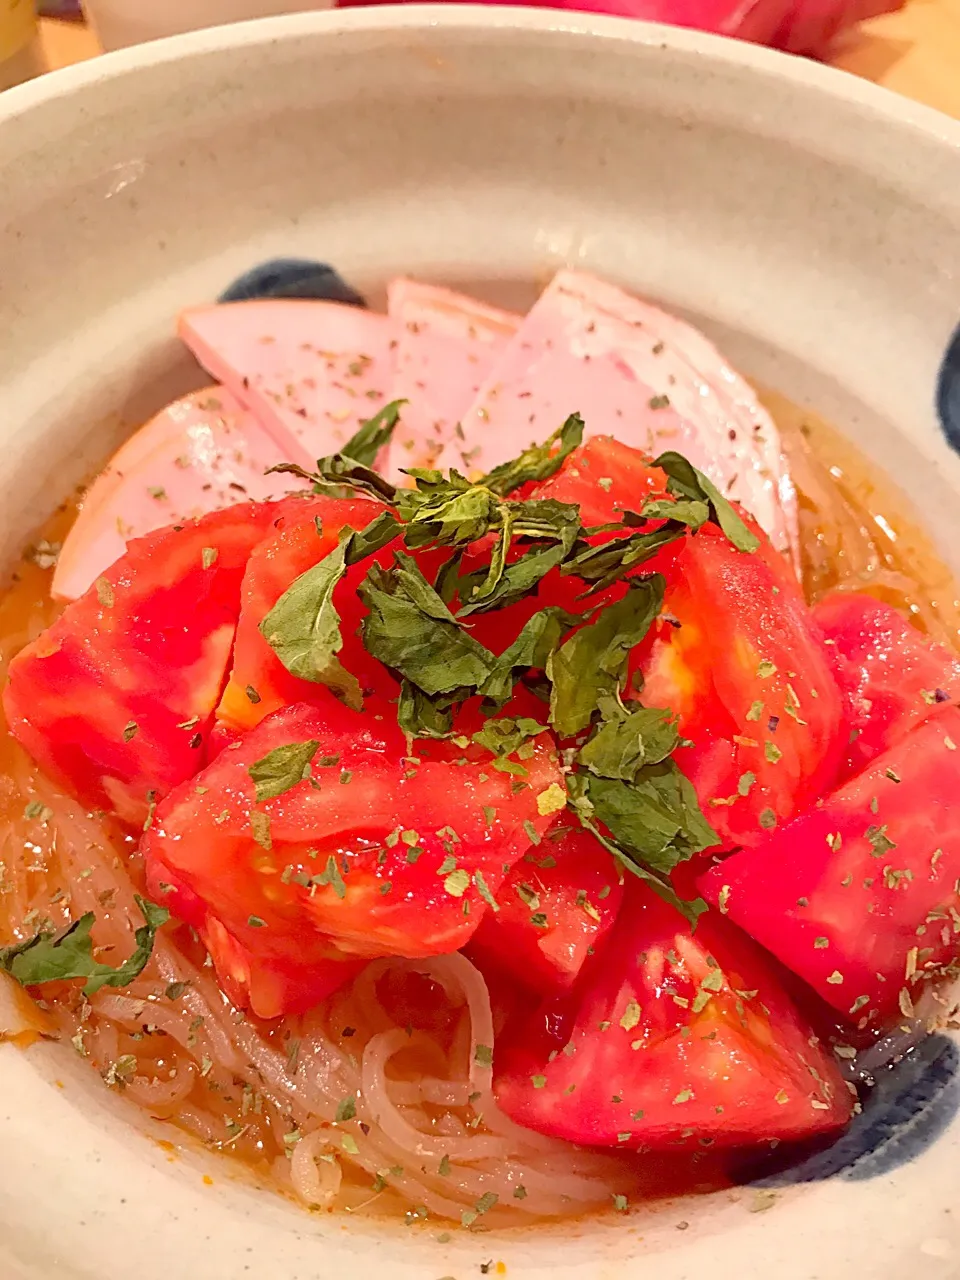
left=466, top=502, right=515, bottom=606
left=578, top=705, right=679, bottom=781
left=478, top=606, right=580, bottom=707
left=472, top=715, right=548, bottom=762
left=359, top=553, right=496, bottom=696
left=267, top=400, right=405, bottom=503
left=397, top=682, right=463, bottom=741
left=398, top=481, right=498, bottom=550
left=480, top=413, right=585, bottom=496
left=338, top=400, right=406, bottom=467
left=639, top=496, right=710, bottom=529
left=653, top=451, right=759, bottom=553
left=547, top=577, right=665, bottom=737
left=575, top=764, right=716, bottom=875
left=260, top=533, right=363, bottom=710
left=458, top=542, right=563, bottom=618
left=264, top=461, right=319, bottom=486
left=0, top=896, right=169, bottom=996
left=248, top=740, right=321, bottom=802
left=312, top=456, right=398, bottom=504
left=346, top=509, right=402, bottom=564
left=434, top=551, right=464, bottom=607
left=562, top=524, right=685, bottom=594
left=457, top=501, right=581, bottom=618
left=506, top=497, right=582, bottom=541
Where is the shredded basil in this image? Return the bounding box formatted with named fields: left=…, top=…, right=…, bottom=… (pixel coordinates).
left=255, top=421, right=756, bottom=920
left=0, top=896, right=168, bottom=996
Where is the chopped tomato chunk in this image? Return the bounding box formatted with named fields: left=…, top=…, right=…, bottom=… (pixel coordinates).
left=494, top=885, right=852, bottom=1149
left=631, top=524, right=845, bottom=848
left=534, top=435, right=669, bottom=528
left=217, top=494, right=395, bottom=735
left=814, top=591, right=960, bottom=778
left=469, top=822, right=625, bottom=994
left=699, top=708, right=960, bottom=1028
left=143, top=702, right=563, bottom=1018
left=4, top=500, right=308, bottom=824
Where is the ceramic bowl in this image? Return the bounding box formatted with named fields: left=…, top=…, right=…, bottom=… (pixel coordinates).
left=3, top=7, right=960, bottom=1278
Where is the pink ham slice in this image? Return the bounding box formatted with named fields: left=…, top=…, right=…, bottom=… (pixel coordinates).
left=383, top=279, right=520, bottom=483
left=52, top=388, right=306, bottom=601
left=178, top=299, right=398, bottom=469
left=432, top=269, right=798, bottom=562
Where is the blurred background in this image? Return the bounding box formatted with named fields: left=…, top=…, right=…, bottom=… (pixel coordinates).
left=1, top=0, right=958, bottom=118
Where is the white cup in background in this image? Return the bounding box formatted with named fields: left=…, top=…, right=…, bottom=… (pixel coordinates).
left=81, top=0, right=337, bottom=51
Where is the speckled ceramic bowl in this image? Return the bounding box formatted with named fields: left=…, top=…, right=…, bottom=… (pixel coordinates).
left=3, top=8, right=960, bottom=1278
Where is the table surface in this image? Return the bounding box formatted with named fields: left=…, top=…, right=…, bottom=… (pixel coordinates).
left=36, top=4, right=960, bottom=118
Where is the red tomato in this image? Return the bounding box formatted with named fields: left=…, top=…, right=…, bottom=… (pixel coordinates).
left=494, top=885, right=852, bottom=1150
left=630, top=576, right=729, bottom=735
left=630, top=525, right=845, bottom=849
left=202, top=914, right=364, bottom=1024
left=814, top=591, right=960, bottom=778
left=469, top=822, right=625, bottom=994
left=3, top=500, right=308, bottom=824
left=535, top=435, right=668, bottom=527
left=217, top=494, right=396, bottom=736
left=699, top=708, right=960, bottom=1028
left=142, top=701, right=563, bottom=1018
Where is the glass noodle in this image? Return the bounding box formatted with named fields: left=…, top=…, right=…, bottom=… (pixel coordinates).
left=0, top=398, right=958, bottom=1226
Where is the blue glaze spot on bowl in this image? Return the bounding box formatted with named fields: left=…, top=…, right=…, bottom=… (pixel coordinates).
left=738, top=1034, right=960, bottom=1188
left=936, top=324, right=960, bottom=452
left=218, top=259, right=367, bottom=307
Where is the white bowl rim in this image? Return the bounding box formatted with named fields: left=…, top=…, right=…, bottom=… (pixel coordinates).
left=8, top=0, right=960, bottom=151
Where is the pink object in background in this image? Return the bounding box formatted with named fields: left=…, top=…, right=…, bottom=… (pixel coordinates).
left=336, top=0, right=903, bottom=57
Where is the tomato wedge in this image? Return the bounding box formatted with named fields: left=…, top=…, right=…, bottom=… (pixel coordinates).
left=4, top=500, right=306, bottom=824
left=143, top=701, right=563, bottom=1017
left=494, top=885, right=851, bottom=1150
left=534, top=435, right=669, bottom=528
left=814, top=591, right=960, bottom=778
left=629, top=524, right=845, bottom=849
left=699, top=708, right=960, bottom=1029
left=216, top=494, right=395, bottom=736
left=469, top=822, right=625, bottom=995
left=202, top=915, right=364, bottom=1023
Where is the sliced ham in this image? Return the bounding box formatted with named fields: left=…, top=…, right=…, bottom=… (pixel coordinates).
left=178, top=299, right=398, bottom=468
left=432, top=269, right=798, bottom=561
left=384, top=279, right=520, bottom=483
left=52, top=388, right=306, bottom=602
left=56, top=274, right=798, bottom=603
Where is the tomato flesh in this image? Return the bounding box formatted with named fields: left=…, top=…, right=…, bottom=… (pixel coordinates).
left=143, top=701, right=563, bottom=1017
left=630, top=525, right=845, bottom=849
left=469, top=822, right=625, bottom=994
left=3, top=500, right=307, bottom=824
left=493, top=885, right=852, bottom=1149
left=699, top=708, right=960, bottom=1028
left=534, top=435, right=668, bottom=527
left=814, top=591, right=960, bottom=778
left=217, top=494, right=395, bottom=736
